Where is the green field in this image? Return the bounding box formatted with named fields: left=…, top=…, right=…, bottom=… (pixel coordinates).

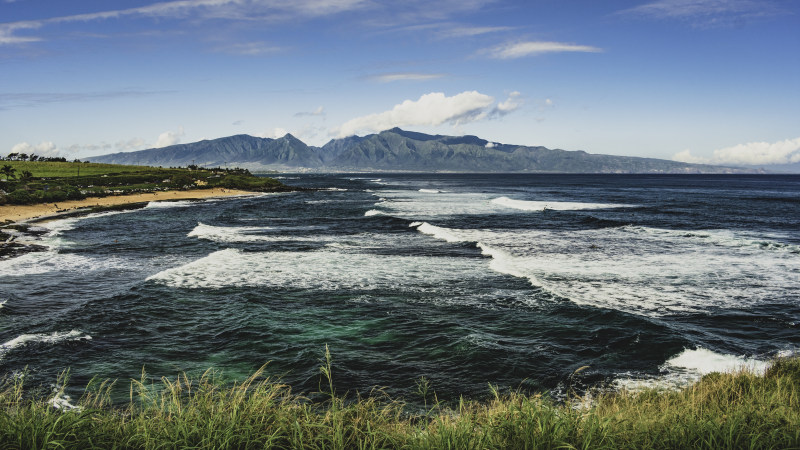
left=1, top=352, right=798, bottom=449
left=1, top=160, right=163, bottom=178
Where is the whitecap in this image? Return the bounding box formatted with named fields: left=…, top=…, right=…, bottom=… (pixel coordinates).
left=625, top=226, right=800, bottom=254
left=491, top=196, right=631, bottom=211
left=147, top=248, right=487, bottom=291
left=408, top=222, right=800, bottom=317
left=411, top=222, right=468, bottom=243
left=49, top=392, right=81, bottom=411
left=0, top=330, right=91, bottom=360
left=0, top=251, right=127, bottom=276
left=187, top=222, right=274, bottom=243
left=665, top=347, right=769, bottom=376
left=364, top=210, right=384, bottom=217
left=145, top=200, right=199, bottom=208
left=187, top=222, right=335, bottom=244
left=614, top=347, right=770, bottom=392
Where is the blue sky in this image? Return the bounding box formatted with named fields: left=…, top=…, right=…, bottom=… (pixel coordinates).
left=1, top=0, right=798, bottom=166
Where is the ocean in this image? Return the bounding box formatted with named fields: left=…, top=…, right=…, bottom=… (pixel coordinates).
left=1, top=173, right=799, bottom=404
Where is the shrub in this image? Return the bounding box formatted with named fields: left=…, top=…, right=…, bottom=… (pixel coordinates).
left=171, top=174, right=194, bottom=189
left=42, top=190, right=68, bottom=202
left=8, top=189, right=33, bottom=204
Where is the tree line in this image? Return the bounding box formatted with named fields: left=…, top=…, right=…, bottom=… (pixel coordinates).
left=2, top=153, right=79, bottom=163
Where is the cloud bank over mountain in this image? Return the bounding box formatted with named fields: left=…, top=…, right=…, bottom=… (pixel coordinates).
left=674, top=137, right=800, bottom=166
left=331, top=91, right=523, bottom=138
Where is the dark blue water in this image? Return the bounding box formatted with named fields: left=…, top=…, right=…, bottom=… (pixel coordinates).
left=1, top=174, right=799, bottom=403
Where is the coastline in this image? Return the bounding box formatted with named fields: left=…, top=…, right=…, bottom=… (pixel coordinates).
left=0, top=188, right=254, bottom=224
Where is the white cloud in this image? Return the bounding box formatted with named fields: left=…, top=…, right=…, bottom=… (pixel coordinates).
left=369, top=73, right=446, bottom=83
left=482, top=41, right=602, bottom=59
left=0, top=28, right=40, bottom=44
left=435, top=25, right=514, bottom=39
left=294, top=106, right=326, bottom=117
left=0, top=90, right=168, bottom=110
left=155, top=126, right=185, bottom=148
left=116, top=137, right=149, bottom=151
left=673, top=137, right=800, bottom=166
left=493, top=91, right=523, bottom=116
left=331, top=91, right=498, bottom=138
left=64, top=137, right=150, bottom=157
left=485, top=142, right=496, bottom=148
left=0, top=0, right=371, bottom=45
left=10, top=141, right=60, bottom=157
left=672, top=149, right=709, bottom=164
left=213, top=41, right=283, bottom=56
left=618, top=0, right=781, bottom=26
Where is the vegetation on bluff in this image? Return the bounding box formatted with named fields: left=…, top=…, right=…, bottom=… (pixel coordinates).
left=0, top=158, right=287, bottom=206
left=1, top=350, right=798, bottom=449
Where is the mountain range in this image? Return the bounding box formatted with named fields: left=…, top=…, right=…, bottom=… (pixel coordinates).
left=88, top=128, right=757, bottom=174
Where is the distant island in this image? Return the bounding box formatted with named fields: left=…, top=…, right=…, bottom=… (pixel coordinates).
left=88, top=128, right=760, bottom=174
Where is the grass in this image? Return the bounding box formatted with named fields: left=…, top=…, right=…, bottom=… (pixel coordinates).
left=1, top=352, right=799, bottom=449
left=1, top=161, right=159, bottom=178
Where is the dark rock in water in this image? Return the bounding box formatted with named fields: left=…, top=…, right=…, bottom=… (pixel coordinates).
left=0, top=241, right=48, bottom=259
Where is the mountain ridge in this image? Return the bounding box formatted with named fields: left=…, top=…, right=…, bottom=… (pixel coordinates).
left=88, top=128, right=760, bottom=174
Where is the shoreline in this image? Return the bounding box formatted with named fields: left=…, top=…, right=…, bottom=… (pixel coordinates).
left=0, top=188, right=255, bottom=224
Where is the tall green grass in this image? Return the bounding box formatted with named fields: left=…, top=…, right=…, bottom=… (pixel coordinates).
left=1, top=161, right=159, bottom=178
left=1, top=352, right=798, bottom=449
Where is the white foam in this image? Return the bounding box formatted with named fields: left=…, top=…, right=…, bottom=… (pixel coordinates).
left=666, top=348, right=769, bottom=376
left=146, top=200, right=199, bottom=208
left=408, top=222, right=800, bottom=317
left=49, top=392, right=81, bottom=411
left=0, top=330, right=91, bottom=360
left=36, top=209, right=146, bottom=249
left=0, top=251, right=128, bottom=276
left=411, top=222, right=468, bottom=243
left=626, top=226, right=800, bottom=254
left=491, top=196, right=631, bottom=211
left=364, top=210, right=384, bottom=217
left=187, top=222, right=274, bottom=243
left=325, top=187, right=348, bottom=191
left=373, top=190, right=630, bottom=221
left=147, top=247, right=487, bottom=291
left=614, top=348, right=770, bottom=392
left=187, top=222, right=336, bottom=244
left=375, top=190, right=501, bottom=219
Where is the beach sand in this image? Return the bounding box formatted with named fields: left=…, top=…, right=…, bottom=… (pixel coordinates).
left=0, top=188, right=254, bottom=223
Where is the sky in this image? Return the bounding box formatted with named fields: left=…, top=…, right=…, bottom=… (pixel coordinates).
left=1, top=0, right=799, bottom=166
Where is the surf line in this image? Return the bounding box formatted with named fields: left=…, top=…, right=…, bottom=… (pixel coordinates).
left=408, top=221, right=565, bottom=299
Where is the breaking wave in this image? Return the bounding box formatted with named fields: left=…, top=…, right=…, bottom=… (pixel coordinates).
left=0, top=330, right=91, bottom=360
left=491, top=196, right=632, bottom=211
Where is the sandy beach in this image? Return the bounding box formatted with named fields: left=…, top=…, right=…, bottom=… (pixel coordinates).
left=0, top=188, right=254, bottom=223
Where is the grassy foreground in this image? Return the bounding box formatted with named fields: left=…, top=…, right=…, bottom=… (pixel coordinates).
left=1, top=352, right=799, bottom=449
